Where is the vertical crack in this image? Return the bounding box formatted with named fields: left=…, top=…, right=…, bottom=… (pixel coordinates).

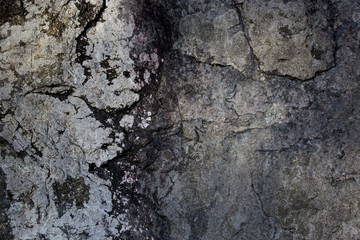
left=326, top=0, right=339, bottom=69
left=231, top=0, right=262, bottom=72
left=75, top=0, right=107, bottom=85
left=86, top=0, right=174, bottom=238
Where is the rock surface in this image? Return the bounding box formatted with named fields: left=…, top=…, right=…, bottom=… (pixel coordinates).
left=1, top=0, right=360, bottom=239
left=240, top=0, right=336, bottom=80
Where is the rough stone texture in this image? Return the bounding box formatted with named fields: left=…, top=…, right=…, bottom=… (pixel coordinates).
left=239, top=0, right=336, bottom=80
left=0, top=0, right=167, bottom=239
left=175, top=1, right=251, bottom=72
left=1, top=0, right=360, bottom=239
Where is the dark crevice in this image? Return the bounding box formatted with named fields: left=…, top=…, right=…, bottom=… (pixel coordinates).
left=19, top=0, right=25, bottom=9
left=75, top=0, right=107, bottom=85
left=73, top=95, right=137, bottom=130
left=75, top=0, right=107, bottom=49
left=174, top=49, right=243, bottom=74
left=0, top=167, right=14, bottom=240
left=326, top=0, right=339, bottom=70
left=30, top=142, right=43, bottom=158
left=231, top=0, right=263, bottom=72
left=87, top=0, right=176, bottom=238
left=63, top=0, right=72, bottom=7
left=262, top=62, right=337, bottom=81
left=231, top=223, right=246, bottom=240
left=195, top=55, right=236, bottom=69
left=27, top=88, right=74, bottom=101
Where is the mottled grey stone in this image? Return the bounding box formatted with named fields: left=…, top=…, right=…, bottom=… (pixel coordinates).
left=1, top=0, right=360, bottom=239
left=0, top=166, right=13, bottom=240
left=175, top=1, right=252, bottom=72
left=239, top=0, right=335, bottom=80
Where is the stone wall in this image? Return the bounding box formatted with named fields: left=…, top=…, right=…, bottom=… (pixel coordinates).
left=1, top=0, right=360, bottom=239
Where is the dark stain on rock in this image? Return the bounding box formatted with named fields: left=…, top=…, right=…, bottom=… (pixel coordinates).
left=0, top=168, right=14, bottom=240
left=187, top=208, right=208, bottom=240
left=45, top=15, right=67, bottom=38
left=283, top=0, right=293, bottom=4
left=311, top=46, right=326, bottom=60
left=75, top=0, right=107, bottom=85
left=87, top=0, right=178, bottom=238
left=75, top=35, right=92, bottom=83
left=18, top=191, right=35, bottom=209
left=0, top=0, right=27, bottom=26
left=100, top=57, right=119, bottom=83
left=38, top=233, right=50, bottom=240
left=106, top=69, right=117, bottom=84
left=123, top=70, right=131, bottom=78
left=100, top=59, right=110, bottom=69
left=53, top=176, right=90, bottom=218
left=305, top=1, right=318, bottom=16
left=75, top=0, right=98, bottom=27
left=279, top=25, right=293, bottom=39
left=130, top=0, right=173, bottom=86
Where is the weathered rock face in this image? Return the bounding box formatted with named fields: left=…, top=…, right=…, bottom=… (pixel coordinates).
left=240, top=0, right=336, bottom=80
left=0, top=0, right=169, bottom=238
left=1, top=0, right=360, bottom=239
left=175, top=1, right=251, bottom=72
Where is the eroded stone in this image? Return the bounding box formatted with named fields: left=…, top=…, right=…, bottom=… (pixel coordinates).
left=239, top=0, right=335, bottom=80
left=175, top=2, right=251, bottom=72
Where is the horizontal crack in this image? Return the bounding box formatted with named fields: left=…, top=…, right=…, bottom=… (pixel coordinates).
left=25, top=85, right=75, bottom=101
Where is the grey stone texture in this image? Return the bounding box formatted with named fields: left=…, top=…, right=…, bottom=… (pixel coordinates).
left=240, top=0, right=336, bottom=80
left=1, top=0, right=360, bottom=239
